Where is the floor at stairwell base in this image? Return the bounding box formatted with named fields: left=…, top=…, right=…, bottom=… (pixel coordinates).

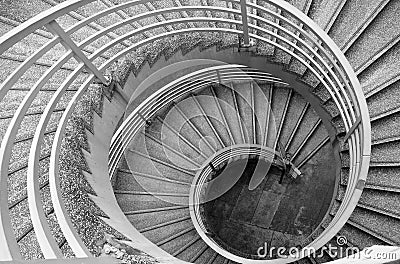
left=202, top=146, right=337, bottom=259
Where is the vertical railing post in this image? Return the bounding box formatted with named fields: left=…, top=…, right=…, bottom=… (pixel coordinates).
left=239, top=0, right=250, bottom=46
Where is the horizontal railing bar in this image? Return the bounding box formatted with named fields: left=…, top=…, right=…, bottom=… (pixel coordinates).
left=101, top=31, right=360, bottom=260
left=46, top=21, right=108, bottom=85
left=108, top=65, right=264, bottom=166
left=41, top=0, right=133, bottom=48
left=90, top=16, right=354, bottom=134
left=109, top=71, right=285, bottom=174
left=0, top=0, right=94, bottom=55
left=0, top=16, right=110, bottom=61
left=29, top=62, right=92, bottom=257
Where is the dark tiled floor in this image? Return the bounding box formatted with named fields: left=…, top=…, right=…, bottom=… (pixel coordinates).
left=202, top=151, right=336, bottom=258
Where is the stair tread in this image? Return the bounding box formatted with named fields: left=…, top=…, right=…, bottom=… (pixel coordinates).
left=350, top=207, right=400, bottom=244
left=233, top=81, right=255, bottom=144
left=279, top=92, right=308, bottom=149
left=253, top=83, right=272, bottom=145
left=287, top=106, right=320, bottom=155
left=266, top=87, right=290, bottom=148
left=371, top=111, right=400, bottom=144
left=308, top=0, right=346, bottom=31
left=328, top=0, right=384, bottom=51
left=212, top=84, right=246, bottom=145
left=346, top=0, right=400, bottom=75
left=370, top=140, right=400, bottom=163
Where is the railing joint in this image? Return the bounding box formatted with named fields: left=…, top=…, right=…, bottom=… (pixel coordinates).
left=137, top=112, right=151, bottom=126
left=209, top=162, right=216, bottom=171
left=343, top=116, right=362, bottom=142
left=45, top=20, right=108, bottom=85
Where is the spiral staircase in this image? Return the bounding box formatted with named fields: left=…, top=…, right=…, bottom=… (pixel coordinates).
left=0, top=0, right=400, bottom=263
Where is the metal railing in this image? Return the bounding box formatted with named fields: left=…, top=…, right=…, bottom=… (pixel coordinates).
left=189, top=144, right=280, bottom=262
left=0, top=0, right=370, bottom=262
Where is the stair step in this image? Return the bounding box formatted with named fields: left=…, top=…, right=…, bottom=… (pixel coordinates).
left=300, top=70, right=320, bottom=89
left=370, top=140, right=400, bottom=164
left=349, top=207, right=400, bottom=245
left=287, top=106, right=320, bottom=156
left=253, top=83, right=272, bottom=145
left=114, top=169, right=189, bottom=195
left=156, top=226, right=195, bottom=246
left=371, top=111, right=400, bottom=144
left=346, top=219, right=395, bottom=246
left=369, top=161, right=400, bottom=167
left=212, top=84, right=245, bottom=145
left=308, top=0, right=346, bottom=31
left=233, top=81, right=256, bottom=144
left=150, top=116, right=209, bottom=162
left=143, top=130, right=201, bottom=171
left=266, top=86, right=290, bottom=148
left=115, top=192, right=189, bottom=212
left=357, top=203, right=400, bottom=221
left=339, top=222, right=385, bottom=249
left=182, top=239, right=209, bottom=263
left=187, top=93, right=227, bottom=150
left=126, top=206, right=190, bottom=231
left=328, top=0, right=386, bottom=52
left=357, top=35, right=400, bottom=99
left=292, top=126, right=329, bottom=167
left=193, top=246, right=216, bottom=264
left=279, top=92, right=308, bottom=149
left=124, top=205, right=189, bottom=215
left=347, top=0, right=400, bottom=76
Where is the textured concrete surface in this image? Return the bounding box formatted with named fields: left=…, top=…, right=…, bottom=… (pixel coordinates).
left=371, top=111, right=400, bottom=143
left=340, top=224, right=384, bottom=249
left=328, top=0, right=382, bottom=49
left=266, top=87, right=290, bottom=148
left=292, top=124, right=329, bottom=166
left=367, top=81, right=400, bottom=119
left=308, top=0, right=344, bottom=30
left=279, top=92, right=307, bottom=148
left=359, top=41, right=400, bottom=96
left=345, top=0, right=400, bottom=71
left=287, top=106, right=320, bottom=155
left=364, top=167, right=400, bottom=190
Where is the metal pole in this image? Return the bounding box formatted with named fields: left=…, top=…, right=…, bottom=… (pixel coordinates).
left=240, top=0, right=250, bottom=46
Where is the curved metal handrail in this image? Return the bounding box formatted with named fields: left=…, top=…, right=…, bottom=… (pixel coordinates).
left=189, top=145, right=280, bottom=263
left=110, top=65, right=286, bottom=176
left=0, top=0, right=370, bottom=262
